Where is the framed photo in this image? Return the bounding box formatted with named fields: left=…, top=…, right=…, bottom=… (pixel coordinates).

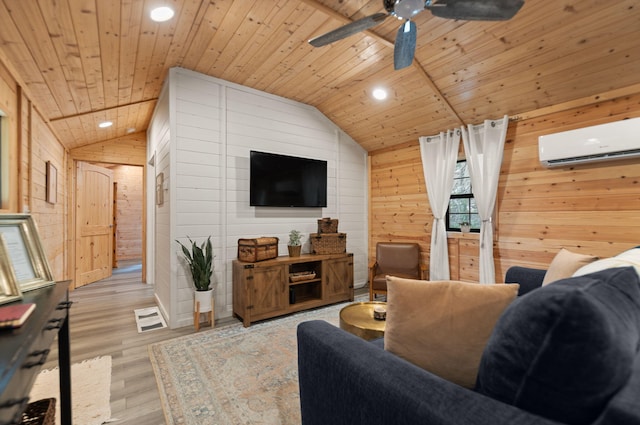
left=156, top=172, right=164, bottom=206
left=0, top=238, right=22, bottom=305
left=46, top=161, right=57, bottom=204
left=0, top=214, right=54, bottom=292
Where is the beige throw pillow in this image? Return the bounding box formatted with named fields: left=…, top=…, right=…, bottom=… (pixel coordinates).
left=384, top=276, right=519, bottom=388
left=542, top=248, right=598, bottom=285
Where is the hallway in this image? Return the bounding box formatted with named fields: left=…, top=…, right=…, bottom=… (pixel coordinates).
left=43, top=262, right=195, bottom=424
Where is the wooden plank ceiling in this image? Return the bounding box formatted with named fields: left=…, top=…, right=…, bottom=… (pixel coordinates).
left=0, top=0, right=638, bottom=152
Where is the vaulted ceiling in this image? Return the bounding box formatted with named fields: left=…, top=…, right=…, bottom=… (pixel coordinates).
left=0, top=0, right=638, bottom=153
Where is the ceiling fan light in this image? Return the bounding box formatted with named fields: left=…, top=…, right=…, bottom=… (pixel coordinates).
left=395, top=0, right=425, bottom=20
left=150, top=6, right=174, bottom=22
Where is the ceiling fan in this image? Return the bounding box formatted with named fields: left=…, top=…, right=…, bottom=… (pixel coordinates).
left=308, top=0, right=525, bottom=70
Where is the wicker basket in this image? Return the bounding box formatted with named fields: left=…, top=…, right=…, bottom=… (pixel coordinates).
left=20, top=398, right=55, bottom=425
left=290, top=271, right=316, bottom=282
left=317, top=217, right=338, bottom=233
left=310, top=233, right=346, bottom=254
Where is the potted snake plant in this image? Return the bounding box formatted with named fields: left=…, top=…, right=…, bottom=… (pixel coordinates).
left=176, top=236, right=214, bottom=313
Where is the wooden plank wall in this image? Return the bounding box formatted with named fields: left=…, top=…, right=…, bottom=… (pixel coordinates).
left=1, top=67, right=68, bottom=280
left=495, top=94, right=640, bottom=276
left=0, top=59, right=68, bottom=281
left=0, top=61, right=19, bottom=212
left=28, top=108, right=67, bottom=280
left=112, top=165, right=143, bottom=262
left=70, top=134, right=147, bottom=166
left=369, top=92, right=640, bottom=282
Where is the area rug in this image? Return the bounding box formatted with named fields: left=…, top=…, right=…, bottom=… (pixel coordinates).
left=134, top=306, right=167, bottom=333
left=149, top=298, right=364, bottom=425
left=30, top=355, right=113, bottom=425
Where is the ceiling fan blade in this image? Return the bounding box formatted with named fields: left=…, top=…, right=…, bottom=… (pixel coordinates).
left=394, top=20, right=417, bottom=70
left=309, top=12, right=389, bottom=47
left=427, top=0, right=524, bottom=21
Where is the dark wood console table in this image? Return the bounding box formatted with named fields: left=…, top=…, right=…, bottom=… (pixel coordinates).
left=0, top=281, right=72, bottom=425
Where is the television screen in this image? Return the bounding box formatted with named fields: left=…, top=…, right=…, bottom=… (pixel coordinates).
left=250, top=151, right=327, bottom=207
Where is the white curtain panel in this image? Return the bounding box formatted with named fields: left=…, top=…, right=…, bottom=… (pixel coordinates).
left=461, top=115, right=509, bottom=284
left=419, top=129, right=461, bottom=280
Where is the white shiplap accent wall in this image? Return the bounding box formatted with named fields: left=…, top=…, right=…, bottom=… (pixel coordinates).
left=146, top=78, right=174, bottom=325
left=173, top=73, right=223, bottom=327
left=148, top=67, right=368, bottom=328
left=337, top=132, right=369, bottom=286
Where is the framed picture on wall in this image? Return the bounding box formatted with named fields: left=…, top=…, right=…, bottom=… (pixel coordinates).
left=156, top=172, right=164, bottom=206
left=0, top=238, right=22, bottom=305
left=46, top=161, right=57, bottom=204
left=0, top=214, right=54, bottom=292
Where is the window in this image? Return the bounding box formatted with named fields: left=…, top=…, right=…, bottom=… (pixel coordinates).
left=446, top=160, right=480, bottom=232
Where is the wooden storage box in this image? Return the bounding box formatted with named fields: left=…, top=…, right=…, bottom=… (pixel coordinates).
left=317, top=217, right=339, bottom=233
left=310, top=233, right=346, bottom=254
left=237, top=237, right=279, bottom=262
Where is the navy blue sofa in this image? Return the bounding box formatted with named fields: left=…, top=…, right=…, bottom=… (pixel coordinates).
left=297, top=266, right=640, bottom=425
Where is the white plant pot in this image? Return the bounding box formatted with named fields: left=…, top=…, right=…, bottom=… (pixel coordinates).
left=460, top=224, right=471, bottom=233
left=194, top=289, right=213, bottom=313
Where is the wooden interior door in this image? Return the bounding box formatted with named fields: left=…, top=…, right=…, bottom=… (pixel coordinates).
left=112, top=182, right=118, bottom=268
left=75, top=162, right=114, bottom=288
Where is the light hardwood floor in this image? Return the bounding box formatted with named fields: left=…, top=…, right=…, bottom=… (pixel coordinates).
left=42, top=262, right=366, bottom=424
left=43, top=261, right=231, bottom=425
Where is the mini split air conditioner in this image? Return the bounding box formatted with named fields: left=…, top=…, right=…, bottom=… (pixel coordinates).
left=538, top=117, right=640, bottom=167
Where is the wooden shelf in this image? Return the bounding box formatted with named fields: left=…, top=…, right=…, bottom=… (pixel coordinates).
left=289, top=278, right=321, bottom=286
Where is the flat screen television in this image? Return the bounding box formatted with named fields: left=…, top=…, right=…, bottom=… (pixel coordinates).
left=250, top=150, right=327, bottom=207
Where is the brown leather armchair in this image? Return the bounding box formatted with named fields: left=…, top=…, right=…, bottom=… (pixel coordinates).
left=369, top=242, right=427, bottom=300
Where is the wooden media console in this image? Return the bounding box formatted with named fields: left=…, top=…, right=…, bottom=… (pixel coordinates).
left=232, top=253, right=354, bottom=327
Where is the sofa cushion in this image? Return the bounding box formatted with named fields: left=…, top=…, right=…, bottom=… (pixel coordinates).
left=573, top=246, right=640, bottom=278
left=504, top=266, right=546, bottom=295
left=476, top=267, right=640, bottom=425
left=541, top=248, right=598, bottom=285
left=384, top=277, right=519, bottom=388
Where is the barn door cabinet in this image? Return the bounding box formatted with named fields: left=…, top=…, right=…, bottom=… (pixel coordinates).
left=233, top=253, right=354, bottom=327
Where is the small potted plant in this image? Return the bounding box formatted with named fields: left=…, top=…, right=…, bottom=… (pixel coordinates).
left=460, top=221, right=471, bottom=233
left=288, top=230, right=303, bottom=257
left=176, top=236, right=215, bottom=316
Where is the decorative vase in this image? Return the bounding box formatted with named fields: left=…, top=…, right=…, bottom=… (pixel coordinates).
left=194, top=289, right=213, bottom=313
left=460, top=224, right=471, bottom=233
left=288, top=245, right=301, bottom=257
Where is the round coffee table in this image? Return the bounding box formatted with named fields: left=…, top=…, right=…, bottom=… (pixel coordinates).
left=339, top=301, right=386, bottom=341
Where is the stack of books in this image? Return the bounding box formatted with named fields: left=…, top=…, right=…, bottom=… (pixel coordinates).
left=0, top=303, right=36, bottom=329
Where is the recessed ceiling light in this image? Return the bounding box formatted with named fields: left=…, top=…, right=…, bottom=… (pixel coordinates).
left=372, top=88, right=388, bottom=100
left=150, top=6, right=175, bottom=22
left=126, top=127, right=136, bottom=134
left=98, top=121, right=113, bottom=128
